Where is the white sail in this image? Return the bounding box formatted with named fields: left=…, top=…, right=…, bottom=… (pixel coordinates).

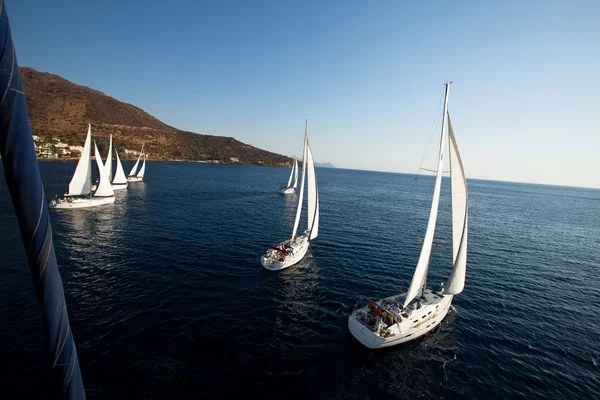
left=291, top=123, right=309, bottom=241
left=106, top=134, right=113, bottom=182
left=404, top=83, right=450, bottom=307
left=292, top=159, right=298, bottom=189
left=112, top=145, right=128, bottom=184
left=444, top=116, right=468, bottom=295
left=66, top=125, right=92, bottom=196
left=286, top=160, right=295, bottom=187
left=129, top=153, right=141, bottom=176
left=306, top=139, right=319, bottom=240
left=137, top=154, right=146, bottom=178
left=93, top=142, right=115, bottom=197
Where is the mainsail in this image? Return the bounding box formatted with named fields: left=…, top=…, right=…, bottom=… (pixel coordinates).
left=286, top=160, right=295, bottom=187
left=106, top=134, right=113, bottom=182
left=93, top=142, right=115, bottom=197
left=137, top=154, right=146, bottom=178
left=113, top=146, right=128, bottom=185
left=404, top=83, right=450, bottom=307
left=66, top=125, right=92, bottom=196
left=292, top=159, right=298, bottom=188
left=444, top=115, right=468, bottom=295
left=291, top=122, right=309, bottom=241
left=129, top=144, right=144, bottom=177
left=306, top=138, right=319, bottom=240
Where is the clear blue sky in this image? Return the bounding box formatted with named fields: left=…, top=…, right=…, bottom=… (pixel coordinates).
left=7, top=0, right=600, bottom=188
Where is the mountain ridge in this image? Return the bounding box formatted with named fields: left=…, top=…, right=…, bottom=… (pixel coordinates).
left=20, top=67, right=293, bottom=166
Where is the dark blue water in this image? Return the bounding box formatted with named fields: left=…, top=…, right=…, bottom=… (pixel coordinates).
left=1, top=161, right=599, bottom=399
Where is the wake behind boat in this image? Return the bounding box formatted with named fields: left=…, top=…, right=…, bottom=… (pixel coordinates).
left=348, top=82, right=468, bottom=349
left=280, top=159, right=298, bottom=194
left=49, top=125, right=116, bottom=209
left=262, top=120, right=319, bottom=270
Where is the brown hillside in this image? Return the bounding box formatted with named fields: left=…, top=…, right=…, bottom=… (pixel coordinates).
left=20, top=67, right=292, bottom=165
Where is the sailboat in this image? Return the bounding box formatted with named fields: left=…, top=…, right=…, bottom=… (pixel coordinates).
left=280, top=159, right=298, bottom=194
left=49, top=125, right=116, bottom=209
left=127, top=144, right=145, bottom=182
left=261, top=120, right=319, bottom=271
left=111, top=136, right=128, bottom=190
left=348, top=82, right=468, bottom=349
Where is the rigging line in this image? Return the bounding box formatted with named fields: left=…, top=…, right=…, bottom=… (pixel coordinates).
left=415, top=90, right=445, bottom=178
left=397, top=89, right=446, bottom=207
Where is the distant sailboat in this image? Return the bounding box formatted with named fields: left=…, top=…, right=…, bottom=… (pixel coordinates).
left=348, top=82, right=468, bottom=349
left=49, top=125, right=116, bottom=209
left=262, top=120, right=319, bottom=270
left=127, top=144, right=145, bottom=182
left=111, top=137, right=128, bottom=190
left=280, top=159, right=298, bottom=194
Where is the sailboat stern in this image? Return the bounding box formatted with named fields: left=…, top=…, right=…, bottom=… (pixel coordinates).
left=280, top=186, right=295, bottom=194
left=348, top=312, right=387, bottom=349
left=261, top=235, right=310, bottom=271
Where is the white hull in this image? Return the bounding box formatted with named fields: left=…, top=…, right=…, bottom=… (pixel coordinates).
left=280, top=186, right=295, bottom=194
left=111, top=183, right=128, bottom=190
left=261, top=234, right=310, bottom=271
left=348, top=289, right=453, bottom=349
left=49, top=196, right=116, bottom=209
left=127, top=176, right=143, bottom=182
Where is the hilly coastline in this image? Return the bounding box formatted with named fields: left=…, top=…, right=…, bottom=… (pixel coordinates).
left=20, top=67, right=293, bottom=166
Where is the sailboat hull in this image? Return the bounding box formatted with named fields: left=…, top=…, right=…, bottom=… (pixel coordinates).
left=49, top=196, right=116, bottom=209
left=111, top=183, right=128, bottom=190
left=127, top=176, right=143, bottom=182
left=261, top=235, right=310, bottom=271
left=280, top=186, right=295, bottom=194
left=348, top=289, right=453, bottom=349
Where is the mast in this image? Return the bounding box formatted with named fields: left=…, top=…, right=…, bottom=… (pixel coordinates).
left=291, top=120, right=308, bottom=241
left=0, top=6, right=85, bottom=398
left=403, top=82, right=450, bottom=307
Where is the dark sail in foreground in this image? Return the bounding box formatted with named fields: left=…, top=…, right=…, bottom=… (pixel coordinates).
left=0, top=2, right=85, bottom=398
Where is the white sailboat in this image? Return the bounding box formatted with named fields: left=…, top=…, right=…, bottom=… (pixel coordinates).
left=262, top=120, right=319, bottom=271
left=348, top=83, right=468, bottom=349
left=127, top=144, right=145, bottom=182
left=111, top=137, right=128, bottom=190
left=49, top=125, right=116, bottom=209
left=280, top=159, right=298, bottom=194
